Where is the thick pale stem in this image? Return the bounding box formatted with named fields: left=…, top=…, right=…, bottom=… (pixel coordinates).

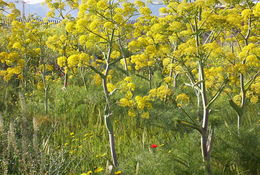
left=42, top=67, right=48, bottom=115
left=63, top=73, right=68, bottom=88
left=173, top=73, right=178, bottom=88
left=101, top=29, right=118, bottom=167
left=201, top=134, right=212, bottom=175
left=33, top=117, right=39, bottom=151
left=240, top=73, right=246, bottom=108
left=199, top=61, right=211, bottom=175
left=238, top=72, right=245, bottom=130
left=237, top=15, right=251, bottom=130
left=80, top=67, right=87, bottom=90
left=102, top=78, right=118, bottom=167
left=237, top=113, right=241, bottom=131
left=118, top=36, right=128, bottom=72
left=44, top=87, right=48, bottom=114
left=40, top=48, right=48, bottom=114
left=19, top=91, right=29, bottom=157
left=0, top=113, right=3, bottom=133
left=148, top=67, right=152, bottom=89
left=199, top=62, right=208, bottom=130
left=108, top=132, right=118, bottom=166
left=123, top=58, right=128, bottom=72
left=196, top=89, right=201, bottom=120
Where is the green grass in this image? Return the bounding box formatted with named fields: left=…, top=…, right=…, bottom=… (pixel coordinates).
left=0, top=77, right=259, bottom=175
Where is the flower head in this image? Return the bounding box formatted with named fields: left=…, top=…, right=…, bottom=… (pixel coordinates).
left=151, top=144, right=158, bottom=148
left=115, top=170, right=122, bottom=175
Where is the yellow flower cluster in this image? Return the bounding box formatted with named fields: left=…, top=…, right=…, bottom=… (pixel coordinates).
left=239, top=44, right=256, bottom=59
left=12, top=42, right=23, bottom=50
left=38, top=64, right=53, bottom=72
left=174, top=41, right=197, bottom=60
left=176, top=93, right=190, bottom=107
left=139, top=7, right=151, bottom=16
left=118, top=76, right=152, bottom=118
left=67, top=54, right=79, bottom=68
left=233, top=94, right=242, bottom=106
left=107, top=83, right=116, bottom=93
left=0, top=65, right=23, bottom=81
left=131, top=53, right=155, bottom=70
left=135, top=95, right=152, bottom=110
left=119, top=97, right=134, bottom=107
left=57, top=56, right=67, bottom=67
left=149, top=85, right=173, bottom=101
left=205, top=67, right=224, bottom=89
left=66, top=21, right=76, bottom=34
left=250, top=76, right=260, bottom=96
left=254, top=3, right=260, bottom=17
left=127, top=95, right=151, bottom=119
left=246, top=55, right=259, bottom=67
left=110, top=51, right=121, bottom=59
left=93, top=73, right=102, bottom=85
left=0, top=51, right=25, bottom=81
left=164, top=76, right=173, bottom=84
left=57, top=53, right=91, bottom=69
left=203, top=41, right=223, bottom=58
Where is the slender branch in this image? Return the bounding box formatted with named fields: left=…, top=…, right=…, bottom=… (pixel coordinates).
left=244, top=16, right=251, bottom=43
left=203, top=31, right=215, bottom=45
left=83, top=26, right=109, bottom=42
left=109, top=56, right=124, bottom=66
left=207, top=77, right=228, bottom=109
left=178, top=106, right=197, bottom=124
left=198, top=9, right=214, bottom=30
left=88, top=65, right=104, bottom=79
left=177, top=120, right=203, bottom=134
left=135, top=73, right=150, bottom=81
left=244, top=71, right=260, bottom=91
left=181, top=61, right=197, bottom=86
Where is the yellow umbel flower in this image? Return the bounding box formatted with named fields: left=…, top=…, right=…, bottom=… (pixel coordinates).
left=139, top=7, right=151, bottom=16
left=81, top=170, right=93, bottom=175
left=128, top=109, right=137, bottom=117
left=233, top=95, right=241, bottom=106
left=119, top=98, right=133, bottom=107
left=141, top=112, right=150, bottom=119
left=164, top=76, right=173, bottom=83
left=104, top=21, right=114, bottom=29
left=57, top=56, right=67, bottom=67
left=12, top=42, right=23, bottom=50
left=67, top=54, right=79, bottom=68
left=124, top=76, right=132, bottom=82
left=107, top=83, right=116, bottom=92
left=111, top=51, right=121, bottom=59
left=115, top=170, right=123, bottom=174
left=94, top=167, right=104, bottom=173
left=176, top=93, right=189, bottom=107
left=97, top=0, right=108, bottom=10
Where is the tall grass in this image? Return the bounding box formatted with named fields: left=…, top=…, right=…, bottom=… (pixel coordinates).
left=0, top=77, right=259, bottom=174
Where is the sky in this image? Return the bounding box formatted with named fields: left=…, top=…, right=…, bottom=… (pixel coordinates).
left=26, top=0, right=45, bottom=4
left=9, top=0, right=164, bottom=17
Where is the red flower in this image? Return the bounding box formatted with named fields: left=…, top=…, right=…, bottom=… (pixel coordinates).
left=151, top=144, right=158, bottom=148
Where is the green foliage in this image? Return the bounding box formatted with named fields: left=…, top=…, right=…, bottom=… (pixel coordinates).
left=213, top=125, right=260, bottom=175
